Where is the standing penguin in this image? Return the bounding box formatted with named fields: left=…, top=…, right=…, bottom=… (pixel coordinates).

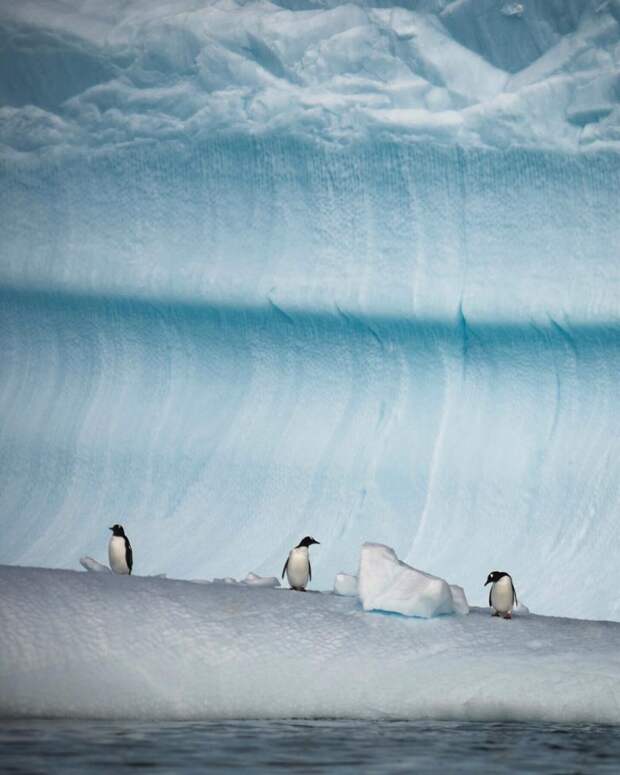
left=108, top=524, right=133, bottom=575
left=484, top=571, right=517, bottom=619
left=282, top=536, right=320, bottom=591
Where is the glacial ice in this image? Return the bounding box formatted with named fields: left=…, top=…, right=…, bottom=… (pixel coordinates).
left=1, top=565, right=620, bottom=723
left=358, top=543, right=466, bottom=618
left=0, top=0, right=619, bottom=623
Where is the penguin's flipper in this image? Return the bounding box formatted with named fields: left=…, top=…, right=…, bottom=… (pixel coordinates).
left=512, top=580, right=518, bottom=606
left=125, top=539, right=133, bottom=575
left=281, top=558, right=289, bottom=580
left=308, top=560, right=312, bottom=582
left=488, top=588, right=492, bottom=607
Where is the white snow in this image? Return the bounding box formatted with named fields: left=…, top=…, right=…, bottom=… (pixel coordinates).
left=2, top=565, right=620, bottom=723
left=358, top=544, right=467, bottom=618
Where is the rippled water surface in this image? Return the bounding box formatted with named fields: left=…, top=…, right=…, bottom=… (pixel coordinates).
left=1, top=719, right=618, bottom=773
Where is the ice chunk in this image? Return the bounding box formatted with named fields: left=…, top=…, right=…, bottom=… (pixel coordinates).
left=358, top=543, right=465, bottom=618
left=79, top=556, right=111, bottom=573
left=333, top=573, right=358, bottom=597
left=242, top=572, right=280, bottom=588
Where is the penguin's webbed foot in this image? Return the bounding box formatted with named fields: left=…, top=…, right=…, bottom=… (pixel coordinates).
left=503, top=612, right=512, bottom=620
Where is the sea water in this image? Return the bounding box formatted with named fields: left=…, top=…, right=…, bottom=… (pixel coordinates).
left=1, top=719, right=618, bottom=774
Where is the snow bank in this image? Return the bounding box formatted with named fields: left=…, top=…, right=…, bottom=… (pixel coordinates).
left=358, top=543, right=466, bottom=618
left=2, top=565, right=620, bottom=723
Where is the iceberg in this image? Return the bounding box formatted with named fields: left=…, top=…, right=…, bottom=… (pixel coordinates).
left=0, top=0, right=619, bottom=623
left=2, top=565, right=620, bottom=723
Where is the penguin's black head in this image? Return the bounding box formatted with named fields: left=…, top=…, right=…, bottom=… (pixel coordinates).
left=109, top=524, right=126, bottom=537
left=296, top=536, right=320, bottom=548
left=484, top=570, right=508, bottom=586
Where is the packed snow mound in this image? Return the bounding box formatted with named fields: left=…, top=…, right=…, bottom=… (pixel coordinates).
left=358, top=543, right=467, bottom=618
left=2, top=565, right=620, bottom=723
left=1, top=0, right=619, bottom=156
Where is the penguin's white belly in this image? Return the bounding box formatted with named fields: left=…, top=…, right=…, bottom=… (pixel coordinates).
left=491, top=577, right=514, bottom=613
left=108, top=536, right=130, bottom=574
left=287, top=548, right=310, bottom=589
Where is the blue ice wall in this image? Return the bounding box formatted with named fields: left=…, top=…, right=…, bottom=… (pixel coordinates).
left=1, top=0, right=619, bottom=618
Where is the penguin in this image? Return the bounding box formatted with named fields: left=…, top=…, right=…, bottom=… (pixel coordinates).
left=484, top=570, right=517, bottom=619
left=108, top=524, right=133, bottom=575
left=282, top=536, right=320, bottom=591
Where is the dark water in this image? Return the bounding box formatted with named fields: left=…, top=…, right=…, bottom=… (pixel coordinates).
left=0, top=719, right=618, bottom=774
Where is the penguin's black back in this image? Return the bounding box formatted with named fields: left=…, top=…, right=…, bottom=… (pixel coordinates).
left=124, top=536, right=133, bottom=574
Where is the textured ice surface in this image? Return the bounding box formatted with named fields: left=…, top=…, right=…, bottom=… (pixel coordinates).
left=358, top=543, right=465, bottom=618
left=2, top=565, right=620, bottom=723
left=1, top=0, right=620, bottom=622
left=1, top=0, right=619, bottom=153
